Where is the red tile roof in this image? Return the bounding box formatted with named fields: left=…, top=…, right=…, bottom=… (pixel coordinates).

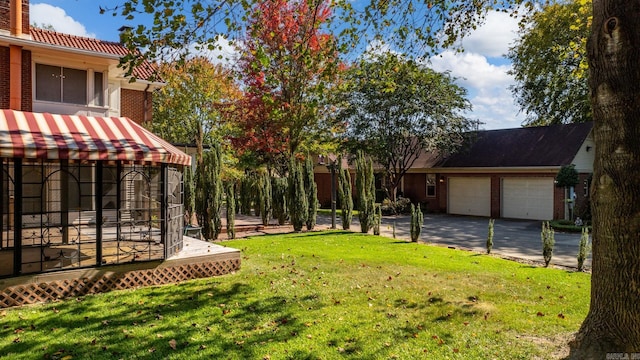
left=29, top=27, right=159, bottom=81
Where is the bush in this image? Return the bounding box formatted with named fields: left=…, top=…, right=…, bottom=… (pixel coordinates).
left=410, top=203, right=423, bottom=242
left=380, top=197, right=412, bottom=215
left=288, top=157, right=308, bottom=232
left=337, top=157, right=353, bottom=230
left=577, top=227, right=591, bottom=271
left=225, top=182, right=236, bottom=239
left=373, top=204, right=381, bottom=235
left=355, top=151, right=375, bottom=233
left=541, top=221, right=555, bottom=267
left=486, top=218, right=495, bottom=254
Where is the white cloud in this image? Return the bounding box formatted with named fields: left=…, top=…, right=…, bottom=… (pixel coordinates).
left=30, top=3, right=95, bottom=38
left=423, top=8, right=531, bottom=130
left=429, top=50, right=524, bottom=130
left=457, top=9, right=523, bottom=58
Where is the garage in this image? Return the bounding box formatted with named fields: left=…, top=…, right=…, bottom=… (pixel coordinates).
left=448, top=177, right=491, bottom=217
left=502, top=178, right=554, bottom=220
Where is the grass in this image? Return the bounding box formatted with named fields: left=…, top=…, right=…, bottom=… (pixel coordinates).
left=0, top=232, right=590, bottom=359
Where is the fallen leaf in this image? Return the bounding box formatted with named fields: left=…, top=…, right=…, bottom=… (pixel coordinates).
left=148, top=348, right=156, bottom=353
left=14, top=328, right=24, bottom=334
left=537, top=312, right=545, bottom=317
left=558, top=313, right=566, bottom=319
left=453, top=348, right=460, bottom=353
left=169, top=339, right=177, bottom=350
left=13, top=337, right=20, bottom=343
left=199, top=345, right=207, bottom=350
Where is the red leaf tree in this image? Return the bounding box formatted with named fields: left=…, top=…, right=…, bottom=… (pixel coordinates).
left=227, top=0, right=341, bottom=171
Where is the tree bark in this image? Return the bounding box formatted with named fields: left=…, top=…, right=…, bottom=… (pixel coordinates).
left=569, top=1, right=640, bottom=357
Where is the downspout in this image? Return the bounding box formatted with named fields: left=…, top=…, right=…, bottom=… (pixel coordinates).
left=143, top=83, right=151, bottom=124
left=9, top=0, right=23, bottom=110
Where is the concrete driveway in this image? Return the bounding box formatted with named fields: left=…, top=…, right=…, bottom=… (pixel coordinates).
left=328, top=214, right=590, bottom=269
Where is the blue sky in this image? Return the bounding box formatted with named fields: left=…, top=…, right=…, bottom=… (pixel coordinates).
left=30, top=1, right=528, bottom=130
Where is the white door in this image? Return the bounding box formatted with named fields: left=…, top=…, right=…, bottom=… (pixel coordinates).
left=502, top=178, right=554, bottom=220
left=448, top=177, right=491, bottom=217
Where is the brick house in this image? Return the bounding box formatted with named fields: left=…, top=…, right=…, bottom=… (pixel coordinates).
left=0, top=0, right=161, bottom=122
left=317, top=122, right=594, bottom=221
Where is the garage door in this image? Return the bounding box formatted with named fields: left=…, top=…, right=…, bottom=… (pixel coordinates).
left=502, top=178, right=554, bottom=220
left=448, top=177, right=491, bottom=217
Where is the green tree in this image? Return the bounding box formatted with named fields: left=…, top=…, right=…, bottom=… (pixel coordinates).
left=304, top=156, right=318, bottom=231
left=271, top=177, right=288, bottom=226
left=258, top=173, right=272, bottom=226
left=195, top=143, right=223, bottom=240
left=336, top=156, right=353, bottom=230
left=150, top=58, right=239, bottom=165
left=225, top=182, right=236, bottom=239
left=183, top=165, right=195, bottom=226
left=409, top=203, right=423, bottom=242
left=287, top=157, right=308, bottom=232
left=507, top=0, right=591, bottom=126
left=337, top=52, right=471, bottom=202
left=355, top=151, right=375, bottom=233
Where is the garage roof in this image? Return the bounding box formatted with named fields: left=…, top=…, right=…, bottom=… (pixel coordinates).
left=437, top=122, right=593, bottom=168
left=0, top=110, right=191, bottom=166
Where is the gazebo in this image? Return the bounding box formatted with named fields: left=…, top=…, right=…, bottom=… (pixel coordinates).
left=0, top=109, right=191, bottom=278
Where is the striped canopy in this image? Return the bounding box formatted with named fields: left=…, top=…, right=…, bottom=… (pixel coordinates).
left=0, top=110, right=191, bottom=166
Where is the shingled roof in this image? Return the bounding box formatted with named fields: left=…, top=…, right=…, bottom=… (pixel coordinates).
left=30, top=27, right=158, bottom=81
left=437, top=122, right=594, bottom=168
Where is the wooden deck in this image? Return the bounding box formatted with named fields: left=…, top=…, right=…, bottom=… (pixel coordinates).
left=0, top=236, right=241, bottom=308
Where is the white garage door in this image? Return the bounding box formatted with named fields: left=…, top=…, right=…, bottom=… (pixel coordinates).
left=448, top=177, right=491, bottom=217
left=502, top=178, right=554, bottom=220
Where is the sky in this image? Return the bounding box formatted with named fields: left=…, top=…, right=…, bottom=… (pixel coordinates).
left=29, top=1, right=528, bottom=130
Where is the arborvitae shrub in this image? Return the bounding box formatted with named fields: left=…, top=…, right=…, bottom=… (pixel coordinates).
left=541, top=221, right=555, bottom=267
left=356, top=151, right=375, bottom=233
left=225, top=182, right=236, bottom=239
left=195, top=144, right=223, bottom=240
left=410, top=203, right=423, bottom=242
left=258, top=173, right=272, bottom=226
left=271, top=177, right=288, bottom=225
left=373, top=204, right=382, bottom=235
left=577, top=227, right=591, bottom=271
left=304, top=156, right=318, bottom=231
left=288, top=157, right=308, bottom=232
left=337, top=159, right=353, bottom=230
left=487, top=218, right=495, bottom=254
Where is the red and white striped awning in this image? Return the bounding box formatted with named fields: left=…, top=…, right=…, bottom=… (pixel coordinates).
left=0, top=110, right=191, bottom=166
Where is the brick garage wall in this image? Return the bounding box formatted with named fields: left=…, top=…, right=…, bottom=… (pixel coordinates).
left=0, top=46, right=8, bottom=109
left=120, top=88, right=152, bottom=124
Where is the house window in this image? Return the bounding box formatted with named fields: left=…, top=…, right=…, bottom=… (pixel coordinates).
left=94, top=72, right=104, bottom=106
left=35, top=64, right=105, bottom=106
left=426, top=174, right=436, bottom=197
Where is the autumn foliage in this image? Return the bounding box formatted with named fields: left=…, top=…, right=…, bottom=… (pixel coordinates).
left=227, top=0, right=339, bottom=167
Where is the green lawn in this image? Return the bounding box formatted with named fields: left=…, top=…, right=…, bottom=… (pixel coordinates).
left=0, top=232, right=590, bottom=359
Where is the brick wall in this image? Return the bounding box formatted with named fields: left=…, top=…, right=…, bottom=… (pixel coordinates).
left=21, top=48, right=31, bottom=111
left=0, top=0, right=29, bottom=34
left=120, top=88, right=152, bottom=124
left=0, top=46, right=8, bottom=109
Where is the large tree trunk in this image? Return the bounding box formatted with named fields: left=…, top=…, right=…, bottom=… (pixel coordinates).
left=569, top=1, right=640, bottom=357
